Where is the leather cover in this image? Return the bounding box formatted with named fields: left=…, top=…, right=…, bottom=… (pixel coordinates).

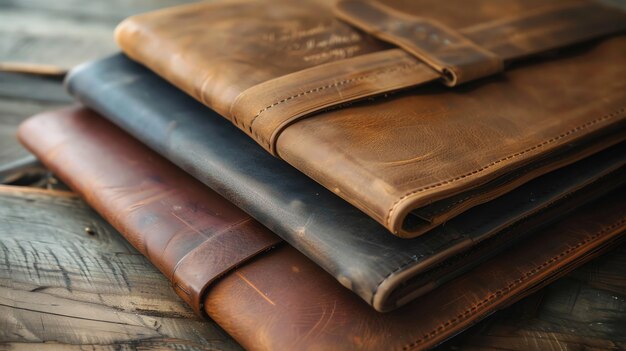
left=18, top=107, right=626, bottom=350
left=66, top=54, right=625, bottom=312
left=17, top=106, right=282, bottom=316
left=115, top=0, right=626, bottom=237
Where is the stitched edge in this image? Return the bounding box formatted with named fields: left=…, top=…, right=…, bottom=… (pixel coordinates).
left=372, top=160, right=622, bottom=310
left=371, top=173, right=562, bottom=308
left=420, top=139, right=619, bottom=219
left=387, top=107, right=625, bottom=229
left=242, top=61, right=419, bottom=133
left=421, top=151, right=561, bottom=218
left=402, top=217, right=626, bottom=350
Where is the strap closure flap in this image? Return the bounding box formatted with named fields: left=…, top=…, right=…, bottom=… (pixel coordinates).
left=335, top=0, right=503, bottom=86
left=172, top=219, right=281, bottom=315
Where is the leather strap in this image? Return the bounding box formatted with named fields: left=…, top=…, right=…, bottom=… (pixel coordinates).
left=231, top=0, right=626, bottom=155
left=231, top=49, right=438, bottom=152
left=172, top=219, right=280, bottom=314
left=335, top=0, right=503, bottom=86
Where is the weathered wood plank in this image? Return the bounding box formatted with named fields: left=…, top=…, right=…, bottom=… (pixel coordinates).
left=0, top=8, right=114, bottom=72
left=0, top=73, right=70, bottom=103
left=0, top=185, right=242, bottom=351
left=0, top=96, right=67, bottom=161
left=2, top=0, right=198, bottom=22
left=0, top=0, right=198, bottom=181
left=0, top=0, right=197, bottom=72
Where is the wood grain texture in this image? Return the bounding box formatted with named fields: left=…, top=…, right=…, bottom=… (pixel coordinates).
left=0, top=0, right=198, bottom=182
left=0, top=185, right=242, bottom=351
left=439, top=242, right=626, bottom=350
left=0, top=0, right=197, bottom=72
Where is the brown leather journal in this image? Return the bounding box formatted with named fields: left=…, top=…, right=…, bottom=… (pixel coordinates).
left=115, top=0, right=626, bottom=237
left=19, top=107, right=626, bottom=350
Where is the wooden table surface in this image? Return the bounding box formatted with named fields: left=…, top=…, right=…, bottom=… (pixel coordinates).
left=0, top=1, right=624, bottom=350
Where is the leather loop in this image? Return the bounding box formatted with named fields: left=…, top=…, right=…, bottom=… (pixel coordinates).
left=335, top=0, right=504, bottom=86
left=172, top=219, right=281, bottom=315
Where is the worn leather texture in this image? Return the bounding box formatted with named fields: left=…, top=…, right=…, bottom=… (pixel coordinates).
left=17, top=107, right=282, bottom=316
left=17, top=107, right=626, bottom=350
left=207, top=201, right=625, bottom=351
left=66, top=54, right=625, bottom=312
left=115, top=0, right=626, bottom=237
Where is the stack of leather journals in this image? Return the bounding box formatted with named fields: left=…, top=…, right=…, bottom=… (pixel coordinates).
left=16, top=0, right=626, bottom=349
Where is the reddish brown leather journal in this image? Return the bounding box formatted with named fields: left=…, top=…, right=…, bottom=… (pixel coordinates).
left=18, top=107, right=626, bottom=350
left=115, top=0, right=626, bottom=237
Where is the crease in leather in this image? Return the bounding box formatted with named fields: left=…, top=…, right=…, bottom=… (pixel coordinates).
left=17, top=107, right=282, bottom=316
